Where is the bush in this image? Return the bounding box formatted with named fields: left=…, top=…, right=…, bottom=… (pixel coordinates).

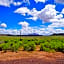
left=34, top=40, right=45, bottom=45
left=40, top=43, right=55, bottom=52
left=40, top=41, right=64, bottom=52
left=23, top=44, right=31, bottom=51
left=0, top=40, right=23, bottom=52
left=40, top=43, right=44, bottom=51
left=40, top=43, right=50, bottom=52
left=0, top=43, right=10, bottom=52
left=0, top=37, right=64, bottom=53
left=4, top=40, right=10, bottom=43
left=18, top=41, right=23, bottom=47
left=22, top=39, right=29, bottom=44
left=23, top=42, right=36, bottom=51
left=43, top=47, right=51, bottom=52
left=10, top=43, right=19, bottom=52
left=10, top=41, right=22, bottom=52
left=34, top=41, right=40, bottom=45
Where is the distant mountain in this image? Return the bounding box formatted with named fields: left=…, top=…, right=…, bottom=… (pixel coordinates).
left=51, top=33, right=64, bottom=36
left=0, top=33, right=64, bottom=36
left=28, top=33, right=39, bottom=36
left=0, top=33, right=40, bottom=36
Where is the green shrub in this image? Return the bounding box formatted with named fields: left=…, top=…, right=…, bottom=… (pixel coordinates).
left=23, top=44, right=31, bottom=51
left=40, top=43, right=44, bottom=51
left=40, top=43, right=50, bottom=52
left=10, top=41, right=23, bottom=52
left=0, top=40, right=23, bottom=52
left=10, top=43, right=19, bottom=52
left=40, top=43, right=55, bottom=52
left=43, top=47, right=51, bottom=52
left=4, top=40, right=10, bottom=43
left=39, top=40, right=45, bottom=43
left=0, top=43, right=10, bottom=52
left=18, top=41, right=23, bottom=47
left=22, top=39, right=29, bottom=44
left=20, top=39, right=23, bottom=41
left=34, top=41, right=40, bottom=45
left=35, top=40, right=45, bottom=45
left=23, top=42, right=36, bottom=51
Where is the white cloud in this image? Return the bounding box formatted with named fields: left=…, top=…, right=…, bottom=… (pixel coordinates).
left=14, top=7, right=39, bottom=17
left=26, top=17, right=38, bottom=21
left=48, top=19, right=64, bottom=28
left=55, top=0, right=64, bottom=4
left=14, top=7, right=30, bottom=16
left=0, top=29, right=20, bottom=35
left=18, top=21, right=29, bottom=27
left=18, top=21, right=55, bottom=35
left=29, top=8, right=39, bottom=17
left=0, top=0, right=13, bottom=7
left=55, top=29, right=64, bottom=33
left=14, top=7, right=39, bottom=20
left=0, top=23, right=7, bottom=28
left=14, top=4, right=64, bottom=35
left=0, top=0, right=30, bottom=7
left=15, top=4, right=63, bottom=22
left=18, top=21, right=30, bottom=35
left=23, top=0, right=30, bottom=5
left=30, top=4, right=63, bottom=23
left=34, top=0, right=47, bottom=3
left=13, top=0, right=30, bottom=6
left=0, top=26, right=64, bottom=35
left=13, top=2, right=22, bottom=6
left=61, top=8, right=64, bottom=14
left=38, top=4, right=59, bottom=22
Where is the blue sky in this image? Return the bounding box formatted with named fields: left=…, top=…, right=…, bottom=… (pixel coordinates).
left=0, top=0, right=64, bottom=35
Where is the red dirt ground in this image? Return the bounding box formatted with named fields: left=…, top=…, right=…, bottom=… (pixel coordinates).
left=0, top=51, right=64, bottom=64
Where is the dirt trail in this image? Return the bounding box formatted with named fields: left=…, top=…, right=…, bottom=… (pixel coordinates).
left=0, top=51, right=64, bottom=64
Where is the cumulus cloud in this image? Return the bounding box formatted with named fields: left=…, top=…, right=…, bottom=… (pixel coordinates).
left=18, top=21, right=54, bottom=35
left=38, top=4, right=60, bottom=22
left=18, top=21, right=30, bottom=35
left=18, top=21, right=29, bottom=27
left=14, top=4, right=64, bottom=35
left=34, top=0, right=47, bottom=3
left=15, top=4, right=63, bottom=22
left=23, top=0, right=30, bottom=5
left=0, top=26, right=64, bottom=35
left=0, top=0, right=13, bottom=7
left=14, top=7, right=39, bottom=17
left=48, top=19, right=64, bottom=28
left=13, top=0, right=30, bottom=6
left=26, top=17, right=38, bottom=21
left=55, top=0, right=64, bottom=4
left=13, top=2, right=22, bottom=6
left=31, top=4, right=63, bottom=23
left=48, top=23, right=64, bottom=28
left=0, top=0, right=30, bottom=7
left=14, top=7, right=30, bottom=16
left=14, top=7, right=39, bottom=20
left=0, top=29, right=20, bottom=35
left=18, top=21, right=40, bottom=35
left=0, top=23, right=7, bottom=28
left=55, top=29, right=64, bottom=33
left=61, top=8, right=64, bottom=14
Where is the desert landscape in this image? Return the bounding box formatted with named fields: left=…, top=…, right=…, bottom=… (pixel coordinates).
left=0, top=0, right=64, bottom=64
left=0, top=36, right=64, bottom=64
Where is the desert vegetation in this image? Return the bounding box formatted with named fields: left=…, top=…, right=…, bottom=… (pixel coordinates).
left=0, top=36, right=64, bottom=53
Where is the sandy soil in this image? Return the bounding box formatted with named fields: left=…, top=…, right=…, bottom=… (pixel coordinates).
left=0, top=51, right=64, bottom=64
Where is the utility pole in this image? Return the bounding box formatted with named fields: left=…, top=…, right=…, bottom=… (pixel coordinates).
left=20, top=30, right=22, bottom=41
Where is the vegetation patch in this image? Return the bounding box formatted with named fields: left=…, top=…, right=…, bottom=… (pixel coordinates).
left=0, top=36, right=64, bottom=53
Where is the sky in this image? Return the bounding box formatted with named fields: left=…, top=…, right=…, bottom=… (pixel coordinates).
left=0, top=0, right=64, bottom=35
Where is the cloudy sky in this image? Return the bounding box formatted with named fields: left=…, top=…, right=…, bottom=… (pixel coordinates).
left=0, top=0, right=64, bottom=35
